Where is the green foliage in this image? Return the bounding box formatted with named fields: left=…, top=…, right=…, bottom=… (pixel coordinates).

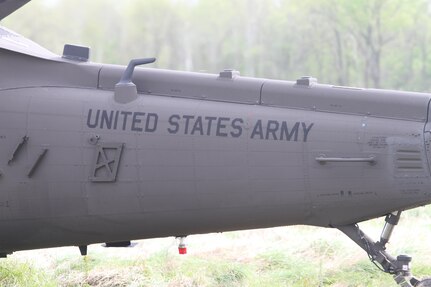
left=3, top=0, right=431, bottom=91
left=257, top=251, right=321, bottom=286
left=2, top=219, right=431, bottom=287
left=325, top=260, right=394, bottom=287
left=413, top=264, right=431, bottom=279
left=0, top=260, right=57, bottom=287
left=2, top=1, right=431, bottom=285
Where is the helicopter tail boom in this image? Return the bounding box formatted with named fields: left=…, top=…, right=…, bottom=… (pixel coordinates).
left=0, top=0, right=30, bottom=21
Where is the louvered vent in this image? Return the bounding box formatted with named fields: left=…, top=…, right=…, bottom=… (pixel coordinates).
left=395, top=149, right=424, bottom=172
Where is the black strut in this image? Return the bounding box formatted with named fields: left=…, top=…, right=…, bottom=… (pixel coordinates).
left=337, top=212, right=420, bottom=287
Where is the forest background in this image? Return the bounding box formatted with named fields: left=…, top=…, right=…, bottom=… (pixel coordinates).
left=4, top=0, right=431, bottom=91
left=2, top=1, right=431, bottom=286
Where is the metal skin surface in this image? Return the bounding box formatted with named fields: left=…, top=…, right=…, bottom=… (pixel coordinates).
left=0, top=0, right=30, bottom=20
left=2, top=1, right=431, bottom=285
left=1, top=39, right=431, bottom=251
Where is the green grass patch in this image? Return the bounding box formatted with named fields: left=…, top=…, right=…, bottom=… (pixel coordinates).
left=324, top=259, right=395, bottom=287
left=4, top=216, right=431, bottom=287
left=256, top=250, right=321, bottom=287
left=0, top=259, right=57, bottom=287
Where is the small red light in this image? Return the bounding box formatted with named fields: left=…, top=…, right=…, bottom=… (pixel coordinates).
left=178, top=247, right=187, bottom=254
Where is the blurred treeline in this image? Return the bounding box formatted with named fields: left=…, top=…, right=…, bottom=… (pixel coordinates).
left=3, top=0, right=431, bottom=91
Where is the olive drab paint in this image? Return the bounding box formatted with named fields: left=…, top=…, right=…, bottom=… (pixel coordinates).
left=2, top=2, right=431, bottom=284
left=86, top=109, right=314, bottom=142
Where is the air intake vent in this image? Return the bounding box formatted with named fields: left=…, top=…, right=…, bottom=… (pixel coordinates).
left=395, top=149, right=424, bottom=172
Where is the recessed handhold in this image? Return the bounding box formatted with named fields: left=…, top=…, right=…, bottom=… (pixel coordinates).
left=8, top=135, right=28, bottom=165
left=27, top=147, right=49, bottom=178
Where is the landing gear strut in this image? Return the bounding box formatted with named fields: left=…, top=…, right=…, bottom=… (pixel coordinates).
left=337, top=211, right=430, bottom=287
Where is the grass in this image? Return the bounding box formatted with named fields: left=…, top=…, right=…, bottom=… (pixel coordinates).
left=0, top=259, right=57, bottom=287
left=2, top=206, right=431, bottom=286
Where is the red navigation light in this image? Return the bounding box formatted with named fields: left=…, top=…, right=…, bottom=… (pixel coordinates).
left=177, top=236, right=187, bottom=255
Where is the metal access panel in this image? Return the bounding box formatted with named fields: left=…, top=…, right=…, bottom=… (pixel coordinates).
left=98, top=65, right=264, bottom=104
left=89, top=142, right=124, bottom=182
left=423, top=98, right=431, bottom=175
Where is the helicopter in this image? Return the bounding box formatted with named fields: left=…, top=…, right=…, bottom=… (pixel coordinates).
left=1, top=1, right=431, bottom=286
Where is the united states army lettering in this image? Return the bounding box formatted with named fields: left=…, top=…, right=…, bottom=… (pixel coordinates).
left=86, top=109, right=314, bottom=142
